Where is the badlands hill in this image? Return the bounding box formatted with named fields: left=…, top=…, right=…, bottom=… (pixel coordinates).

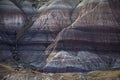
left=0, top=0, right=120, bottom=73
left=44, top=0, right=120, bottom=72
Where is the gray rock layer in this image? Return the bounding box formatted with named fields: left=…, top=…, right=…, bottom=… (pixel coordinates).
left=0, top=0, right=120, bottom=72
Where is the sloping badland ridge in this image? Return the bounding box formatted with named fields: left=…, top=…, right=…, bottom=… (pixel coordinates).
left=0, top=0, right=120, bottom=72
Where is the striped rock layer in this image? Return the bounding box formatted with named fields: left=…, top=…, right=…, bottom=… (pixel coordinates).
left=0, top=0, right=120, bottom=72
left=44, top=0, right=120, bottom=72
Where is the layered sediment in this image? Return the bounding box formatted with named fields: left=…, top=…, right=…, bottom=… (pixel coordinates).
left=44, top=0, right=120, bottom=72
left=0, top=0, right=120, bottom=72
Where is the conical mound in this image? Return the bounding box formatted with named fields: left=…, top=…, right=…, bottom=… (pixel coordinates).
left=30, top=0, right=82, bottom=32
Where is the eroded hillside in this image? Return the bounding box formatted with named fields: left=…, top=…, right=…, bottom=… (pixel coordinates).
left=0, top=0, right=120, bottom=73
